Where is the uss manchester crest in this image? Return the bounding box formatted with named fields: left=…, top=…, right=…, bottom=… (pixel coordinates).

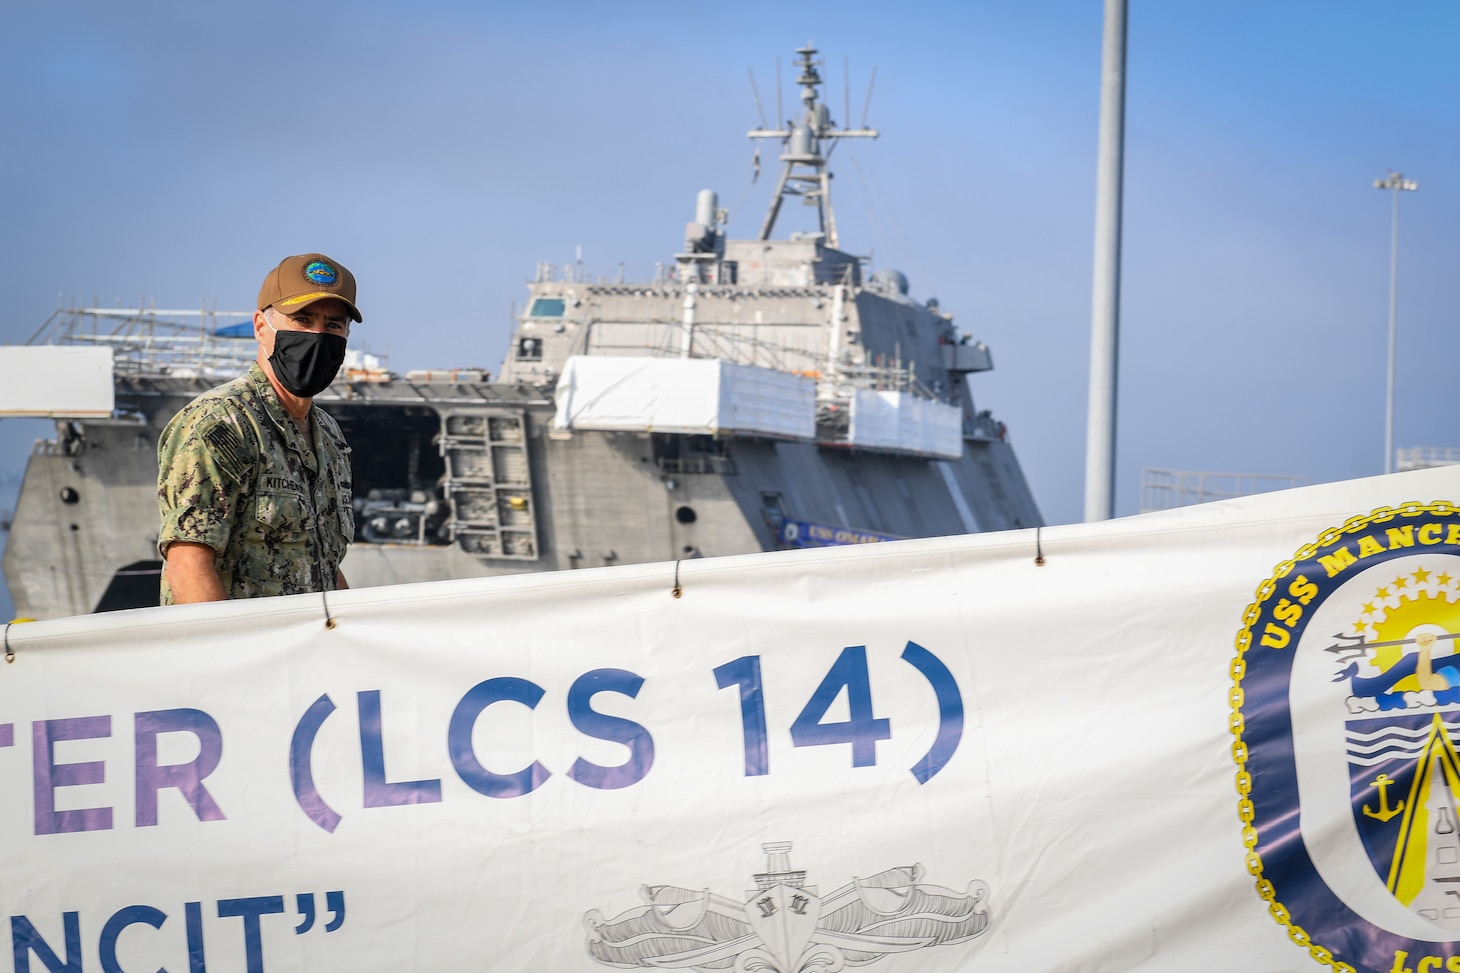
left=1237, top=502, right=1460, bottom=972
left=584, top=842, right=989, bottom=971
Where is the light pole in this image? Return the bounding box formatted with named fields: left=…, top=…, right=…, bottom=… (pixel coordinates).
left=1084, top=0, right=1127, bottom=522
left=1375, top=170, right=1418, bottom=475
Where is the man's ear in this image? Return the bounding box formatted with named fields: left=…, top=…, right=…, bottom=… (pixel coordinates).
left=253, top=309, right=272, bottom=351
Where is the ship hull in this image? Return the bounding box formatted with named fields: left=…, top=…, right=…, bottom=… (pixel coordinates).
left=3, top=379, right=1039, bottom=619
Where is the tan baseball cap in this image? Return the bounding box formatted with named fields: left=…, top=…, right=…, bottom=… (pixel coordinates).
left=257, top=253, right=362, bottom=323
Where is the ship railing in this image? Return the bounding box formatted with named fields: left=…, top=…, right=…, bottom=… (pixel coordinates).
left=29, top=306, right=251, bottom=345
left=1396, top=446, right=1460, bottom=471
left=687, top=327, right=820, bottom=374
left=581, top=330, right=937, bottom=398
left=67, top=334, right=257, bottom=379
left=580, top=322, right=825, bottom=377
left=1139, top=468, right=1308, bottom=513
left=28, top=306, right=388, bottom=381
left=573, top=321, right=944, bottom=403
left=28, top=306, right=259, bottom=378
left=825, top=361, right=930, bottom=396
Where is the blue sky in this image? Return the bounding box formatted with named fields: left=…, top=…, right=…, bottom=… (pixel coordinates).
left=1, top=0, right=1457, bottom=613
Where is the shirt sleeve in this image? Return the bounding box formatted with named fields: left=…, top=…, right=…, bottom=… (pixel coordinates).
left=157, top=403, right=252, bottom=558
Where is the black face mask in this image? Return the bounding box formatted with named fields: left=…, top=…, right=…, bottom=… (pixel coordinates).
left=268, top=328, right=347, bottom=398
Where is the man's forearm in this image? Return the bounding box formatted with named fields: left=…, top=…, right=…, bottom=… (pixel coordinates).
left=164, top=542, right=227, bottom=603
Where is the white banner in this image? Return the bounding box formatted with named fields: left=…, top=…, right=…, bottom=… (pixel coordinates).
left=3, top=466, right=1459, bottom=973
left=848, top=390, right=963, bottom=460
left=552, top=356, right=815, bottom=439
left=0, top=347, right=113, bottom=418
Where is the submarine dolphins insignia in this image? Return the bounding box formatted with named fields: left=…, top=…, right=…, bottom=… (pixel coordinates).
left=302, top=260, right=338, bottom=286
left=584, top=842, right=990, bottom=971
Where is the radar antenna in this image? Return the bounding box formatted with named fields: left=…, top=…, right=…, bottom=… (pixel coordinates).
left=749, top=46, right=877, bottom=248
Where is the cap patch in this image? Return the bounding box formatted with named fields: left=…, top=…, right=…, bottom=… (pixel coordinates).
left=303, top=260, right=338, bottom=287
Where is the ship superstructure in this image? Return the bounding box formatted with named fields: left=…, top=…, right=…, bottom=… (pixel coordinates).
left=1, top=46, right=1040, bottom=619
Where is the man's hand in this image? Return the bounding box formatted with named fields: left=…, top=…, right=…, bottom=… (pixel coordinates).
left=164, top=542, right=226, bottom=603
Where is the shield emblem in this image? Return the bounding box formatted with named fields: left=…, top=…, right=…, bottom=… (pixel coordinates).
left=1328, top=577, right=1460, bottom=929
left=1349, top=710, right=1460, bottom=927
left=745, top=884, right=821, bottom=971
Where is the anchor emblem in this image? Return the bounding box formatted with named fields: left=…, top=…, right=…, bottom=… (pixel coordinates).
left=1363, top=773, right=1407, bottom=823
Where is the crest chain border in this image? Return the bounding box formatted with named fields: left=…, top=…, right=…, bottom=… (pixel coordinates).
left=1231, top=499, right=1454, bottom=973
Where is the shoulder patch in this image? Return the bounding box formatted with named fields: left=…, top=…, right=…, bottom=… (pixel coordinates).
left=203, top=420, right=252, bottom=484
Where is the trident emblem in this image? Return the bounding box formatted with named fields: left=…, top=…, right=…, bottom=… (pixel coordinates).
left=1363, top=773, right=1406, bottom=823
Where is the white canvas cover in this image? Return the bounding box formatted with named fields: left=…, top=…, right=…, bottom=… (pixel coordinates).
left=552, top=355, right=814, bottom=439
left=0, top=346, right=114, bottom=417
left=2, top=467, right=1459, bottom=972
left=848, top=388, right=963, bottom=459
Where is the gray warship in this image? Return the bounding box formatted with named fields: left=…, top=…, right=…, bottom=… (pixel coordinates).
left=1, top=46, right=1041, bottom=620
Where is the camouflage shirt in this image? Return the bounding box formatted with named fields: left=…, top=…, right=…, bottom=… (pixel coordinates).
left=157, top=361, right=353, bottom=604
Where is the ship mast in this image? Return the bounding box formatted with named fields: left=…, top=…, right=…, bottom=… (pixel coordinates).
left=750, top=46, right=877, bottom=249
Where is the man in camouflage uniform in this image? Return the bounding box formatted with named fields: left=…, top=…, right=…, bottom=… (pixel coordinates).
left=157, top=253, right=361, bottom=604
